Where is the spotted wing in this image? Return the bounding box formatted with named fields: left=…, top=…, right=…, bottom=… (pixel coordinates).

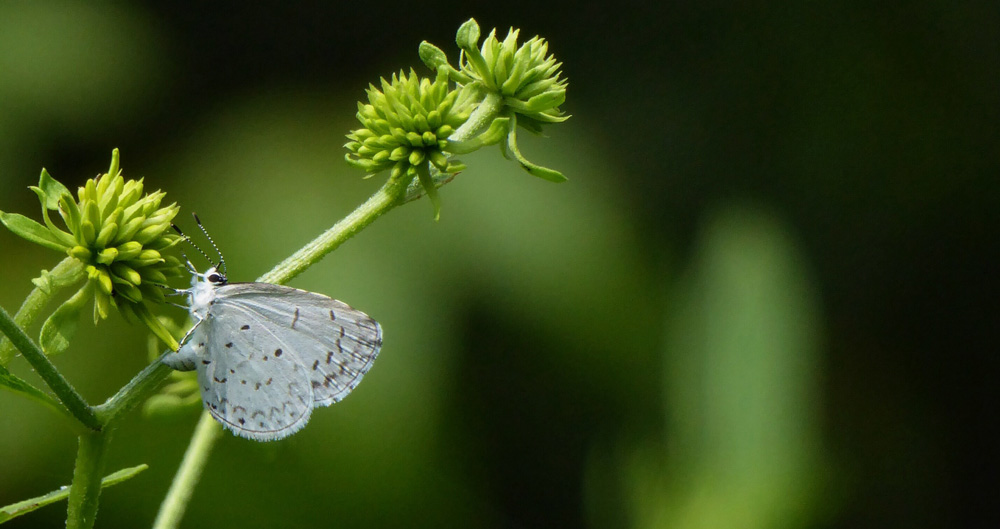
left=215, top=282, right=382, bottom=407
left=192, top=300, right=315, bottom=442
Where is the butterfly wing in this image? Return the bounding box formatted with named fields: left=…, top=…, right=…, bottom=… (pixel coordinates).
left=192, top=299, right=315, bottom=441
left=215, top=282, right=382, bottom=408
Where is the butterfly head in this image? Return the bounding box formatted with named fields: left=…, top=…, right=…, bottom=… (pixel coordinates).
left=203, top=266, right=228, bottom=286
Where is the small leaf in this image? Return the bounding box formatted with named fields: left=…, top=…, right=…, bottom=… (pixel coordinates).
left=0, top=212, right=69, bottom=252
left=416, top=166, right=442, bottom=221
left=132, top=302, right=180, bottom=351
left=418, top=41, right=449, bottom=70
left=505, top=116, right=567, bottom=183
left=455, top=18, right=481, bottom=52
left=39, top=284, right=91, bottom=356
left=444, top=117, right=511, bottom=154
left=0, top=364, right=71, bottom=420
left=34, top=169, right=73, bottom=210
left=0, top=464, right=148, bottom=524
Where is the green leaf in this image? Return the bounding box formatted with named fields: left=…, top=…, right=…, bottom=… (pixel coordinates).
left=416, top=165, right=442, bottom=221
left=444, top=117, right=510, bottom=154
left=34, top=168, right=73, bottom=210
left=0, top=364, right=71, bottom=420
left=0, top=211, right=70, bottom=252
left=455, top=18, right=481, bottom=51
left=506, top=90, right=566, bottom=114
left=30, top=261, right=87, bottom=295
left=39, top=284, right=91, bottom=356
left=505, top=115, right=567, bottom=182
left=0, top=464, right=148, bottom=524
left=418, top=41, right=449, bottom=70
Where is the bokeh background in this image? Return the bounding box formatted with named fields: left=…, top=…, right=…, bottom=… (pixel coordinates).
left=1, top=2, right=996, bottom=528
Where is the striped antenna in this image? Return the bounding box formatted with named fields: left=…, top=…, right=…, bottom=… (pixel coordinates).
left=172, top=221, right=216, bottom=273
left=193, top=213, right=227, bottom=276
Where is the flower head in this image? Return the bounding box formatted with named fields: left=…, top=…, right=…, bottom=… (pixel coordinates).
left=419, top=19, right=570, bottom=182
left=453, top=20, right=568, bottom=129
left=0, top=149, right=185, bottom=348
left=345, top=68, right=472, bottom=181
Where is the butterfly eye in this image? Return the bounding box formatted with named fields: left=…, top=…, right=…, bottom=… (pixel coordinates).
left=208, top=273, right=223, bottom=283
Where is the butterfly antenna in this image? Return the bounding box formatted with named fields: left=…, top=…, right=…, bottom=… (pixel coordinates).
left=172, top=222, right=214, bottom=272
left=193, top=213, right=226, bottom=276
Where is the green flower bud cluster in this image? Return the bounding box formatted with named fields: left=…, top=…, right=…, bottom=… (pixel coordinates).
left=345, top=68, right=472, bottom=181
left=0, top=150, right=185, bottom=330
left=64, top=170, right=184, bottom=321
left=453, top=22, right=569, bottom=130
left=418, top=18, right=571, bottom=183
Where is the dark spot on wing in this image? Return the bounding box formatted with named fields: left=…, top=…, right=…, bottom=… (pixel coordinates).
left=330, top=310, right=336, bottom=321
left=238, top=418, right=245, bottom=425
left=255, top=382, right=261, bottom=390
left=229, top=368, right=235, bottom=374
left=274, top=348, right=283, bottom=357
left=266, top=378, right=273, bottom=385
left=339, top=327, right=346, bottom=338
left=241, top=324, right=250, bottom=330
left=213, top=376, right=228, bottom=383
left=312, top=360, right=319, bottom=371
left=292, top=308, right=300, bottom=328
left=201, top=360, right=211, bottom=365
left=225, top=342, right=233, bottom=348
left=326, top=351, right=333, bottom=364
left=263, top=356, right=268, bottom=361
left=241, top=380, right=246, bottom=384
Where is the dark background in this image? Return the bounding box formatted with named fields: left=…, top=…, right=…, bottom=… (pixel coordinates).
left=0, top=2, right=996, bottom=528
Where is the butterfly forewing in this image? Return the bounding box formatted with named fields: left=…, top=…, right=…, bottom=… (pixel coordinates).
left=215, top=283, right=383, bottom=407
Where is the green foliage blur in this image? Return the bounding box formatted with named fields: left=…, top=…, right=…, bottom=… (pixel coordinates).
left=0, top=2, right=994, bottom=528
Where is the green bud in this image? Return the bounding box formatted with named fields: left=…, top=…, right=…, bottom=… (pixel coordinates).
left=116, top=241, right=144, bottom=261
left=96, top=269, right=113, bottom=295
left=68, top=245, right=92, bottom=261
left=95, top=222, right=118, bottom=248
left=96, top=247, right=118, bottom=265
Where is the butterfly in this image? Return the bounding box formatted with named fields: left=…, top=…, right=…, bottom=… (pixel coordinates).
left=162, top=226, right=382, bottom=441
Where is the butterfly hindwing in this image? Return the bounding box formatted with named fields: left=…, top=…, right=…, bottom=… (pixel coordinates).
left=196, top=299, right=314, bottom=441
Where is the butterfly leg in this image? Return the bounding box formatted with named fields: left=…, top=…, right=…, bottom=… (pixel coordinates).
left=163, top=320, right=206, bottom=371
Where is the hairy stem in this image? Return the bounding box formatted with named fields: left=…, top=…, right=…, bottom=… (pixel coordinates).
left=0, top=257, right=83, bottom=365
left=261, top=175, right=410, bottom=285
left=66, top=431, right=112, bottom=529
left=151, top=412, right=222, bottom=529
left=0, top=305, right=100, bottom=430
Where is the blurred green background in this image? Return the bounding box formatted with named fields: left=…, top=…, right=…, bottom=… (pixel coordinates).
left=0, top=2, right=996, bottom=528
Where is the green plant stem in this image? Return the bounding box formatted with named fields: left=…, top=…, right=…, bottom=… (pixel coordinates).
left=0, top=257, right=83, bottom=364
left=0, top=305, right=100, bottom=430
left=262, top=175, right=410, bottom=285
left=150, top=90, right=505, bottom=528
left=66, top=430, right=112, bottom=529
left=151, top=412, right=222, bottom=529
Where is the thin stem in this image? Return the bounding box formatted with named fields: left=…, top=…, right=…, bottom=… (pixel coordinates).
left=260, top=174, right=410, bottom=285
left=151, top=412, right=222, bottom=529
left=66, top=431, right=112, bottom=529
left=0, top=305, right=100, bottom=430
left=0, top=257, right=83, bottom=364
